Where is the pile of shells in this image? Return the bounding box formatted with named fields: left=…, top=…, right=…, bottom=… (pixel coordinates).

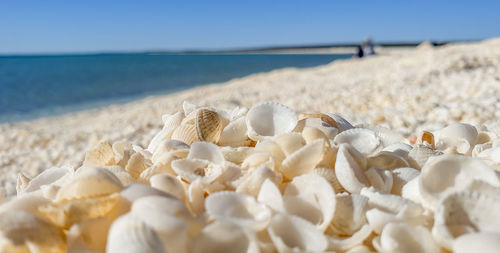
left=2, top=101, right=500, bottom=252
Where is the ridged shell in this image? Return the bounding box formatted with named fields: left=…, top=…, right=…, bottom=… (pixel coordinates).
left=83, top=140, right=116, bottom=167
left=313, top=167, right=346, bottom=193
left=373, top=223, right=440, bottom=253
left=382, top=143, right=413, bottom=158
left=152, top=139, right=190, bottom=165
left=280, top=139, right=325, bottom=179
left=218, top=116, right=250, bottom=147
left=419, top=154, right=500, bottom=210
left=330, top=193, right=369, bottom=236
left=267, top=213, right=328, bottom=253
left=0, top=211, right=66, bottom=252
left=254, top=140, right=286, bottom=159
left=407, top=144, right=443, bottom=169
left=171, top=124, right=199, bottom=145
left=246, top=102, right=298, bottom=141
left=334, top=128, right=381, bottom=155
left=205, top=191, right=271, bottom=231
left=172, top=158, right=222, bottom=184
left=299, top=112, right=339, bottom=129
left=327, top=224, right=373, bottom=251
left=106, top=213, right=166, bottom=253
left=220, top=146, right=255, bottom=164
left=302, top=126, right=330, bottom=145
left=326, top=113, right=355, bottom=132
left=195, top=108, right=224, bottom=143
left=257, top=178, right=286, bottom=213
left=364, top=167, right=393, bottom=193
left=235, top=165, right=282, bottom=197
left=125, top=153, right=147, bottom=179
left=335, top=144, right=369, bottom=194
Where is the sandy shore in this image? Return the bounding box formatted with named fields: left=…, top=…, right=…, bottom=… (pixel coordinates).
left=1, top=39, right=499, bottom=197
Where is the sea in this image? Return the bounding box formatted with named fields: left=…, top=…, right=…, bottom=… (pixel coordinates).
left=0, top=53, right=352, bottom=123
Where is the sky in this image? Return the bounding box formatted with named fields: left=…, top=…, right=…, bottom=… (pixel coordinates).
left=1, top=0, right=499, bottom=54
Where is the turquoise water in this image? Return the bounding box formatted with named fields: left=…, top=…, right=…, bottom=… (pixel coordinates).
left=0, top=53, right=351, bottom=122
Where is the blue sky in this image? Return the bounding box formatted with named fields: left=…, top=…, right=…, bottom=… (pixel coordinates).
left=1, top=0, right=499, bottom=54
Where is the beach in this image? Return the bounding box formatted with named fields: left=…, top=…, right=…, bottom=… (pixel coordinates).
left=1, top=38, right=499, bottom=198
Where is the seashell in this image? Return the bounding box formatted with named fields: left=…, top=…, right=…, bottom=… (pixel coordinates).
left=195, top=108, right=224, bottom=143
left=229, top=106, right=249, bottom=120
left=419, top=130, right=436, bottom=148
left=254, top=140, right=285, bottom=159
left=152, top=139, right=190, bottom=165
left=218, top=116, right=250, bottom=147
left=182, top=101, right=198, bottom=116
left=433, top=190, right=500, bottom=250
left=39, top=193, right=120, bottom=228
left=373, top=222, right=440, bottom=253
left=137, top=164, right=173, bottom=183
left=148, top=111, right=185, bottom=153
left=382, top=143, right=413, bottom=158
left=187, top=179, right=205, bottom=216
left=360, top=125, right=405, bottom=148
left=283, top=173, right=336, bottom=231
left=83, top=140, right=116, bottom=167
left=401, top=176, right=422, bottom=204
left=120, top=184, right=173, bottom=203
left=55, top=166, right=123, bottom=201
left=273, top=132, right=306, bottom=156
left=246, top=102, right=298, bottom=141
left=419, top=154, right=500, bottom=210
left=335, top=144, right=369, bottom=194
left=171, top=124, right=199, bottom=145
left=313, top=167, right=346, bottom=193
left=150, top=174, right=186, bottom=201
left=257, top=178, right=286, bottom=213
left=235, top=165, right=282, bottom=197
left=364, top=167, right=393, bottom=193
left=0, top=194, right=50, bottom=215
left=367, top=151, right=409, bottom=170
left=172, top=158, right=222, bottom=184
left=301, top=126, right=330, bottom=145
left=67, top=217, right=111, bottom=252
left=221, top=146, right=255, bottom=164
left=0, top=210, right=66, bottom=252
left=188, top=142, right=225, bottom=166
left=112, top=140, right=133, bottom=168
left=125, top=153, right=148, bottom=179
left=16, top=172, right=30, bottom=196
left=391, top=167, right=420, bottom=195
left=205, top=191, right=271, bottom=231
left=241, top=152, right=281, bottom=172
left=334, top=128, right=381, bottom=155
left=106, top=213, right=166, bottom=253
left=330, top=193, right=369, bottom=236
left=407, top=144, right=443, bottom=170
left=267, top=213, right=328, bottom=253
left=22, top=166, right=72, bottom=194
left=192, top=221, right=259, bottom=253
left=453, top=232, right=500, bottom=253
left=325, top=113, right=355, bottom=132
left=299, top=112, right=339, bottom=129
left=295, top=117, right=339, bottom=139
left=316, top=145, right=338, bottom=168
left=327, top=224, right=373, bottom=251
left=435, top=122, right=478, bottom=155
left=360, top=187, right=424, bottom=215
left=280, top=139, right=325, bottom=179
left=103, top=165, right=137, bottom=186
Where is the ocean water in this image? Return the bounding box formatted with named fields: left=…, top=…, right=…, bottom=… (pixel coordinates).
left=0, top=53, right=351, bottom=123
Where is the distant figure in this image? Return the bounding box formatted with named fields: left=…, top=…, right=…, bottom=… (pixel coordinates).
left=356, top=45, right=364, bottom=58
left=363, top=37, right=376, bottom=55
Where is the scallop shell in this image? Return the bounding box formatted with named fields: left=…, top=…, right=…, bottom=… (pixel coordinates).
left=246, top=102, right=298, bottom=141
left=148, top=111, right=184, bottom=153
left=330, top=193, right=369, bottom=236
left=453, top=232, right=500, bottom=253
left=83, top=140, right=116, bottom=167
left=407, top=144, right=443, bottom=169
left=391, top=167, right=420, bottom=195
left=195, top=108, right=224, bottom=143
left=367, top=151, right=409, bottom=170
left=0, top=210, right=66, bottom=252
left=257, top=178, right=286, bottom=213
left=125, top=153, right=148, bottom=179
left=150, top=174, right=186, bottom=201
left=254, top=140, right=286, bottom=159
left=335, top=144, right=370, bottom=194
left=325, top=113, right=355, bottom=132
left=334, top=128, right=381, bottom=155
left=280, top=139, right=325, bottom=179
left=327, top=224, right=373, bottom=252
left=435, top=122, right=478, bottom=155
left=373, top=223, right=440, bottom=253
left=364, top=167, right=393, bottom=193
left=218, top=116, right=250, bottom=147
left=172, top=158, right=222, bottom=184
left=221, top=146, right=255, bottom=165
left=419, top=154, right=500, bottom=210
left=205, top=191, right=271, bottom=231
left=273, top=132, right=306, bottom=156
left=171, top=124, right=199, bottom=145
left=235, top=165, right=282, bottom=197
left=313, top=167, right=346, bottom=193
left=267, top=213, right=328, bottom=253
left=192, top=221, right=259, bottom=253
left=283, top=173, right=336, bottom=231
left=188, top=141, right=225, bottom=166
left=106, top=213, right=166, bottom=253
left=55, top=166, right=123, bottom=201
left=433, top=190, right=500, bottom=250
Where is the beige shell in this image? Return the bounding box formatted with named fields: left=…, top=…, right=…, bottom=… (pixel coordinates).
left=313, top=167, right=346, bottom=193
left=124, top=153, right=148, bottom=179
left=241, top=152, right=282, bottom=172
left=391, top=167, right=420, bottom=195
left=373, top=222, right=440, bottom=253
left=218, top=116, right=250, bottom=147
left=419, top=154, right=500, bottom=210
left=294, top=117, right=339, bottom=139
left=171, top=124, right=199, bottom=145
left=112, top=140, right=133, bottom=168
left=327, top=224, right=373, bottom=252
left=453, top=232, right=500, bottom=253
left=267, top=213, right=328, bottom=253
left=330, top=193, right=369, bottom=236
left=16, top=173, right=30, bottom=196
left=283, top=173, right=336, bottom=231
left=187, top=179, right=205, bottom=216
left=334, top=128, right=381, bottom=155
left=106, top=213, right=166, bottom=253
left=433, top=190, right=500, bottom=250
left=83, top=140, right=116, bottom=167
left=220, top=146, right=255, bottom=165
left=67, top=217, right=112, bottom=252
left=187, top=141, right=225, bottom=166
left=246, top=102, right=298, bottom=141
left=150, top=174, right=186, bottom=201
left=420, top=130, right=436, bottom=148
left=302, top=126, right=330, bottom=145
left=254, top=140, right=286, bottom=159
left=148, top=111, right=184, bottom=153
left=280, top=139, right=325, bottom=179
left=0, top=210, right=67, bottom=252
left=273, top=132, right=306, bottom=156
left=21, top=166, right=72, bottom=194
left=171, top=158, right=222, bottom=184
left=152, top=139, right=190, bottom=165
left=367, top=151, right=409, bottom=170
left=299, top=112, right=339, bottom=129
left=235, top=165, right=282, bottom=198
left=335, top=144, right=369, bottom=194
left=195, top=108, right=224, bottom=143
left=407, top=144, right=443, bottom=169
left=55, top=166, right=123, bottom=201
left=364, top=167, right=393, bottom=193
left=325, top=113, right=355, bottom=132
left=192, top=221, right=259, bottom=253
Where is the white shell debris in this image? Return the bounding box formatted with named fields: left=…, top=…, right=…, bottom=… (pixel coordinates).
left=2, top=101, right=500, bottom=252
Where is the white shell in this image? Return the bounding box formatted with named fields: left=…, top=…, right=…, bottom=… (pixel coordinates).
left=453, top=232, right=500, bottom=253
left=407, top=144, right=443, bottom=169
left=327, top=224, right=373, bottom=252
left=218, top=116, right=250, bottom=147
left=280, top=139, right=325, bottom=179
left=257, top=178, right=286, bottom=213
left=235, top=165, right=282, bottom=198
left=188, top=141, right=225, bottom=166
left=330, top=193, right=369, bottom=236
left=335, top=144, right=369, bottom=193
left=192, top=221, right=259, bottom=253
left=391, top=167, right=420, bottom=195
left=150, top=174, right=186, bottom=201
left=334, top=128, right=381, bottom=155
left=246, top=102, right=298, bottom=141
left=148, top=111, right=184, bottom=153
left=171, top=158, right=222, bottom=184
left=326, top=113, right=354, bottom=132
left=435, top=122, right=478, bottom=155
left=373, top=222, right=440, bottom=253
left=205, top=191, right=271, bottom=231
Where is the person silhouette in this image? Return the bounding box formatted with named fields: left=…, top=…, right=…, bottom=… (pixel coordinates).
left=356, top=45, right=364, bottom=58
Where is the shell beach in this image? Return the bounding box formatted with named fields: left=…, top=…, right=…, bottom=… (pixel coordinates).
left=1, top=39, right=500, bottom=252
